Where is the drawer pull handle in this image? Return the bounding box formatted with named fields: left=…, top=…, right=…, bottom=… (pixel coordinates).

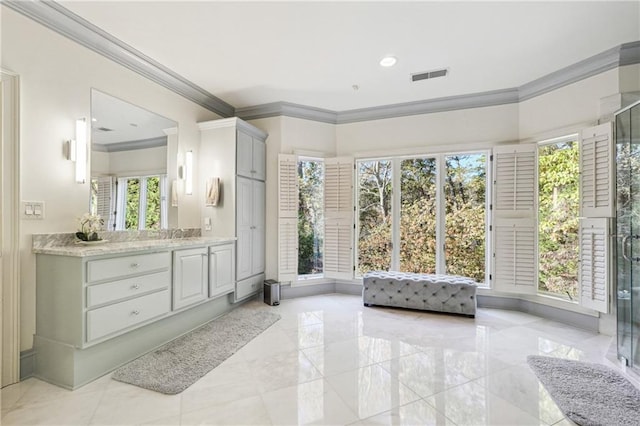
left=131, top=284, right=140, bottom=290
left=131, top=310, right=140, bottom=315
left=130, top=263, right=140, bottom=268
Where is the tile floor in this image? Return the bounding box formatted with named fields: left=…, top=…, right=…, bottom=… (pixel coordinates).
left=1, top=293, right=636, bottom=425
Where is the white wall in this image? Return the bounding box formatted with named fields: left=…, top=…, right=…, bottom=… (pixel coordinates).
left=107, top=146, right=167, bottom=176
left=1, top=8, right=220, bottom=351
left=336, top=104, right=520, bottom=157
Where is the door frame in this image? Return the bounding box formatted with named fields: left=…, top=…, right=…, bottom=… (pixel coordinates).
left=1, top=70, right=21, bottom=387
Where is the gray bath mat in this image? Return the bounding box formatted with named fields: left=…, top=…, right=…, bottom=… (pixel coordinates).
left=112, top=305, right=280, bottom=394
left=527, top=355, right=640, bottom=426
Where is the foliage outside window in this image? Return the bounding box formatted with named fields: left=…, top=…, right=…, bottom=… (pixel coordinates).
left=298, top=160, right=324, bottom=277
left=538, top=140, right=579, bottom=299
left=116, top=175, right=165, bottom=231
left=357, top=153, right=488, bottom=283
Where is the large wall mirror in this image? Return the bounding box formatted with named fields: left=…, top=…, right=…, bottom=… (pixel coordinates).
left=90, top=89, right=178, bottom=230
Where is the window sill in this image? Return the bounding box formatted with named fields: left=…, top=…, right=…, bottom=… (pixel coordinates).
left=477, top=288, right=600, bottom=317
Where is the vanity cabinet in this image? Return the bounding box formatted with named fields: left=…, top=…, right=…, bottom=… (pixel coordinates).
left=86, top=251, right=171, bottom=342
left=199, top=118, right=267, bottom=303
left=173, top=247, right=209, bottom=310
left=209, top=243, right=235, bottom=298
left=33, top=237, right=236, bottom=390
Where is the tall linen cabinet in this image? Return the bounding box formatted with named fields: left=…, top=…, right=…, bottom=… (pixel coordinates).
left=198, top=118, right=267, bottom=302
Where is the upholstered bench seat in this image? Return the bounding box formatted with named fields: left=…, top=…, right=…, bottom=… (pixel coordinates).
left=362, top=271, right=477, bottom=317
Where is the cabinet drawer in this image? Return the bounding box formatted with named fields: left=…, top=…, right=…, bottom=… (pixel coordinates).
left=87, top=252, right=169, bottom=283
left=236, top=274, right=264, bottom=301
left=86, top=289, right=170, bottom=342
left=86, top=271, right=170, bottom=308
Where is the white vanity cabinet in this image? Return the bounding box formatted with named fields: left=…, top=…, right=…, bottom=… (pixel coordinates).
left=33, top=237, right=236, bottom=390
left=173, top=247, right=208, bottom=310
left=209, top=243, right=235, bottom=298
left=86, top=252, right=172, bottom=342
left=199, top=117, right=267, bottom=303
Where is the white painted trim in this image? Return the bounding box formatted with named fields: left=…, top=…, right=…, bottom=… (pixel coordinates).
left=1, top=70, right=21, bottom=387
left=197, top=117, right=268, bottom=140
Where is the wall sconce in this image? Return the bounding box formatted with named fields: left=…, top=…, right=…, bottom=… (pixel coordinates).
left=66, top=118, right=87, bottom=184
left=185, top=150, right=193, bottom=195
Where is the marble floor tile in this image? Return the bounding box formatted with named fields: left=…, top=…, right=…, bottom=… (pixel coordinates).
left=180, top=395, right=272, bottom=425
left=351, top=399, right=457, bottom=426
left=425, top=379, right=549, bottom=425
left=326, top=364, right=422, bottom=420
left=4, top=294, right=633, bottom=426
left=261, top=378, right=358, bottom=425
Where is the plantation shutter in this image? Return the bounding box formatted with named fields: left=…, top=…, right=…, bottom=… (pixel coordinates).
left=579, top=218, right=610, bottom=313
left=324, top=157, right=354, bottom=280
left=580, top=123, right=614, bottom=218
left=278, top=154, right=298, bottom=282
left=492, top=144, right=537, bottom=293
left=493, top=144, right=536, bottom=218
left=94, top=176, right=115, bottom=230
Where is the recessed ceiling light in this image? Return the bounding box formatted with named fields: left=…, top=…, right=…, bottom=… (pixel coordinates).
left=379, top=56, right=397, bottom=67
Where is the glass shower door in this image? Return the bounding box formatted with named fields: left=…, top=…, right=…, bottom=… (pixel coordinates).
left=616, top=100, right=640, bottom=371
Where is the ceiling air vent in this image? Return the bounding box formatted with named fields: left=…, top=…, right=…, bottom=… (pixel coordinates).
left=96, top=127, right=114, bottom=132
left=411, top=68, right=448, bottom=82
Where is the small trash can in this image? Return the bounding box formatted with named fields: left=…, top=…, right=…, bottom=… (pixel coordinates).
left=263, top=279, right=280, bottom=306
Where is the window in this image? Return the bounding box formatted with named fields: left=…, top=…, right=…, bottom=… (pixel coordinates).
left=357, top=152, right=489, bottom=283
left=114, top=174, right=167, bottom=230
left=298, top=159, right=324, bottom=278
left=538, top=137, right=579, bottom=300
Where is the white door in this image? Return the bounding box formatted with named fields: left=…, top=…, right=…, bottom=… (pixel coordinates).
left=236, top=130, right=253, bottom=178
left=209, top=244, right=235, bottom=298
left=252, top=139, right=266, bottom=181
left=251, top=180, right=265, bottom=275
left=173, top=248, right=208, bottom=310
left=236, top=176, right=253, bottom=280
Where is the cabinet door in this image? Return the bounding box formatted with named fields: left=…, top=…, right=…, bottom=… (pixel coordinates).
left=236, top=176, right=253, bottom=280
left=209, top=243, right=235, bottom=298
left=173, top=247, right=208, bottom=310
left=251, top=180, right=266, bottom=275
left=252, top=138, right=266, bottom=181
left=237, top=130, right=253, bottom=178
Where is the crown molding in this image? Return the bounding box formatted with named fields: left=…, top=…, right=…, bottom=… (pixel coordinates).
left=198, top=117, right=268, bottom=139
left=7, top=1, right=639, bottom=125
left=92, top=136, right=167, bottom=153
left=3, top=0, right=234, bottom=118
left=518, top=41, right=640, bottom=102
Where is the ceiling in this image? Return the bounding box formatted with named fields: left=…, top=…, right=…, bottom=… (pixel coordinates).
left=60, top=1, right=640, bottom=112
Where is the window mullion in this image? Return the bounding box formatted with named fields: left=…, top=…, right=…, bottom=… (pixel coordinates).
left=138, top=177, right=148, bottom=231
left=435, top=155, right=446, bottom=274
left=391, top=158, right=401, bottom=271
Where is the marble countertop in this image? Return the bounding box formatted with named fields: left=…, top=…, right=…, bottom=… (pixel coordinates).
left=33, top=236, right=236, bottom=257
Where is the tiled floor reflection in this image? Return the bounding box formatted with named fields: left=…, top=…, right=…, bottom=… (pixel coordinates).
left=1, top=293, right=631, bottom=425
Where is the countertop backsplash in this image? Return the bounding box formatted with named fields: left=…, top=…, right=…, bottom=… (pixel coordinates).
left=33, top=228, right=202, bottom=250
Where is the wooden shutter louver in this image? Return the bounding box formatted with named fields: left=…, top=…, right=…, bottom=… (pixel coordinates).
left=94, top=176, right=114, bottom=229
left=493, top=219, right=537, bottom=293
left=580, top=123, right=614, bottom=218
left=278, top=154, right=298, bottom=282
left=493, top=144, right=536, bottom=218
left=492, top=144, right=537, bottom=293
left=324, top=157, right=354, bottom=280
left=579, top=218, right=610, bottom=313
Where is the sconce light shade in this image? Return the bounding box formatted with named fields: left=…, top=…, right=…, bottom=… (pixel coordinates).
left=75, top=118, right=87, bottom=184
left=185, top=150, right=193, bottom=195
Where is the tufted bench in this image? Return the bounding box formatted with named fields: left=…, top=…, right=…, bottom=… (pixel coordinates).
left=362, top=271, right=477, bottom=317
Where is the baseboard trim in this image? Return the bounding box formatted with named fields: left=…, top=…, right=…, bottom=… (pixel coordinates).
left=476, top=295, right=599, bottom=332
left=20, top=349, right=36, bottom=381
left=281, top=282, right=336, bottom=299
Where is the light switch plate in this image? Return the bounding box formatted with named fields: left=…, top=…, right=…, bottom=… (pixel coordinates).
left=21, top=201, right=45, bottom=220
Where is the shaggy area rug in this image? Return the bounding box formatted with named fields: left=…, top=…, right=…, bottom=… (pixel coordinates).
left=527, top=355, right=640, bottom=426
left=112, top=305, right=280, bottom=394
